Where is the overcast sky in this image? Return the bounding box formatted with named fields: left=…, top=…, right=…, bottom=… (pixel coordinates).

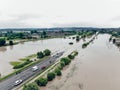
left=0, top=0, right=120, bottom=28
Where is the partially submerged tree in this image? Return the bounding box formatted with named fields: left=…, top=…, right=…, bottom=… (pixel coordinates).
left=23, top=83, right=39, bottom=90
left=35, top=78, right=48, bottom=86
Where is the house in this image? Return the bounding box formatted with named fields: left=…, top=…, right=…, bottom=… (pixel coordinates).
left=115, top=38, right=120, bottom=44
left=31, top=33, right=40, bottom=39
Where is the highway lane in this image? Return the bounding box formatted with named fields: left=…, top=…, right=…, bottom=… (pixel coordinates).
left=0, top=51, right=64, bottom=90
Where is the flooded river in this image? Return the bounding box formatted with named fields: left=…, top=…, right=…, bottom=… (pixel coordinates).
left=1, top=34, right=120, bottom=90
left=42, top=34, right=120, bottom=90
left=0, top=38, right=75, bottom=76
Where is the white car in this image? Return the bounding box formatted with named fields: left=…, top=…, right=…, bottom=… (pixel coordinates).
left=32, top=66, right=38, bottom=71
left=14, top=79, right=23, bottom=86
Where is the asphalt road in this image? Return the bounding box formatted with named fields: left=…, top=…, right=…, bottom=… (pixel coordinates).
left=0, top=51, right=64, bottom=90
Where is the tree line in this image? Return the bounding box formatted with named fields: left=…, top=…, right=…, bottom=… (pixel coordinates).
left=23, top=51, right=78, bottom=90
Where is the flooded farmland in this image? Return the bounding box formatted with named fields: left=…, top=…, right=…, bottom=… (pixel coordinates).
left=1, top=34, right=120, bottom=90
left=42, top=34, right=120, bottom=90
left=0, top=35, right=88, bottom=76
left=0, top=38, right=75, bottom=76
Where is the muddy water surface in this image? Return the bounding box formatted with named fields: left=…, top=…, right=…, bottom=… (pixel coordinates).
left=43, top=34, right=120, bottom=90
left=0, top=38, right=75, bottom=76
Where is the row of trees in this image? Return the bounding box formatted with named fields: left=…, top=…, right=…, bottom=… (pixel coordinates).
left=13, top=59, right=32, bottom=69
left=37, top=49, right=51, bottom=58
left=13, top=49, right=51, bottom=69
left=23, top=51, right=78, bottom=90
left=0, top=38, right=14, bottom=46
left=23, top=83, right=39, bottom=90
left=77, top=31, right=96, bottom=40
left=4, top=30, right=48, bottom=40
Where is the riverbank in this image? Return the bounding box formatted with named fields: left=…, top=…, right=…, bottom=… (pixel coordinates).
left=0, top=56, right=49, bottom=82
left=17, top=51, right=78, bottom=90
left=0, top=33, right=94, bottom=81
left=40, top=34, right=120, bottom=90
left=0, top=34, right=74, bottom=48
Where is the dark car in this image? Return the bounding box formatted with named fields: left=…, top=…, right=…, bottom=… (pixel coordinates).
left=41, top=66, right=46, bottom=70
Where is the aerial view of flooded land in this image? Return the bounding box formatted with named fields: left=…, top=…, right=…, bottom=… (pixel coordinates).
left=0, top=28, right=120, bottom=90
left=1, top=0, right=120, bottom=90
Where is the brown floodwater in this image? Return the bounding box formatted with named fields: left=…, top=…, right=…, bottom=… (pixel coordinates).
left=42, top=34, right=120, bottom=90
left=0, top=36, right=83, bottom=76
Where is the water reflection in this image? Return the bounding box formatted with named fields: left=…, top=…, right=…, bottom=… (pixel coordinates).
left=9, top=46, right=13, bottom=50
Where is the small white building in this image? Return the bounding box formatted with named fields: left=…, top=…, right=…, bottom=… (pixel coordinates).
left=31, top=33, right=40, bottom=39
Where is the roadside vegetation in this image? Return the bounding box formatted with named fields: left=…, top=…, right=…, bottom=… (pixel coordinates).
left=23, top=83, right=39, bottom=90
left=0, top=49, right=51, bottom=82
left=35, top=78, right=48, bottom=86
left=11, top=49, right=51, bottom=69
left=10, top=61, right=21, bottom=66
left=23, top=51, right=78, bottom=90
left=82, top=33, right=97, bottom=48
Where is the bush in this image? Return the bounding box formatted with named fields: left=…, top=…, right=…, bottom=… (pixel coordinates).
left=0, top=38, right=6, bottom=46
left=74, top=51, right=78, bottom=56
left=69, top=42, right=73, bottom=45
left=113, top=39, right=116, bottom=43
left=54, top=68, right=62, bottom=76
left=72, top=51, right=78, bottom=56
left=9, top=40, right=14, bottom=45
left=37, top=51, right=44, bottom=58
left=60, top=61, right=65, bottom=69
left=82, top=42, right=89, bottom=48
left=23, top=83, right=39, bottom=90
left=60, top=57, right=71, bottom=65
left=47, top=72, right=56, bottom=81
left=43, top=49, right=51, bottom=56
left=35, top=78, right=48, bottom=86
left=76, top=36, right=80, bottom=41
left=13, top=59, right=32, bottom=69
left=68, top=54, right=74, bottom=59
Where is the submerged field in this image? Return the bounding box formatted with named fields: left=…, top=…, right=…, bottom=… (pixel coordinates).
left=40, top=34, right=120, bottom=90
left=0, top=36, right=78, bottom=76
left=1, top=33, right=120, bottom=90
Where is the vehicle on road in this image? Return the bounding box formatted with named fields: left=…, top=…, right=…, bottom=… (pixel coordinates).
left=41, top=66, right=46, bottom=70
left=14, top=79, right=23, bottom=86
left=0, top=51, right=64, bottom=90
left=32, top=66, right=38, bottom=71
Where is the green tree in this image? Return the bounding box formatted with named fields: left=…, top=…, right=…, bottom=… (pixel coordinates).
left=9, top=40, right=14, bottom=45
left=0, top=38, right=6, bottom=46
left=60, top=61, right=65, bottom=69
left=73, top=51, right=78, bottom=56
left=23, top=83, right=39, bottom=90
left=43, top=49, right=51, bottom=56
left=41, top=31, right=47, bottom=38
left=47, top=72, right=56, bottom=81
left=68, top=54, right=74, bottom=59
left=76, top=36, right=80, bottom=41
left=60, top=57, right=71, bottom=65
left=113, top=39, right=116, bottom=43
left=37, top=51, right=44, bottom=58
left=35, top=78, right=48, bottom=86
left=54, top=68, right=62, bottom=76
left=31, top=30, right=37, bottom=34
